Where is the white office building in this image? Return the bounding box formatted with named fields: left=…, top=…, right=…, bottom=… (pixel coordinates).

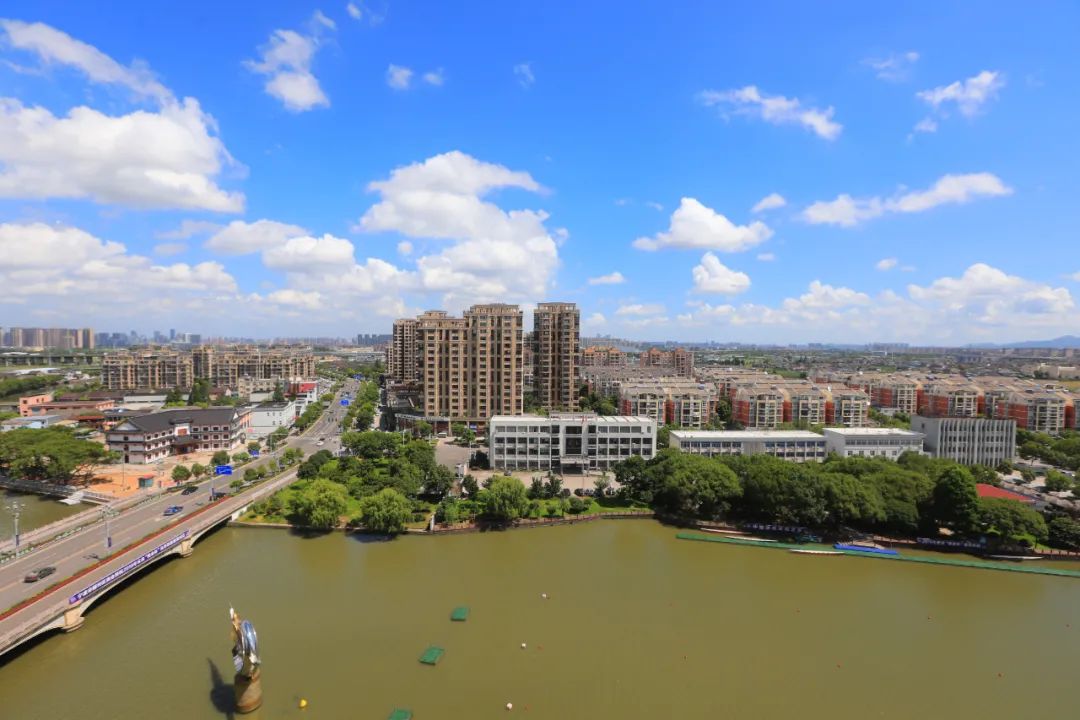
left=246, top=401, right=296, bottom=439
left=910, top=415, right=1016, bottom=466
left=669, top=430, right=827, bottom=462
left=823, top=428, right=924, bottom=459
left=488, top=413, right=656, bottom=472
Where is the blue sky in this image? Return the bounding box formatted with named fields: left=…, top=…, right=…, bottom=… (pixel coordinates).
left=1, top=1, right=1079, bottom=344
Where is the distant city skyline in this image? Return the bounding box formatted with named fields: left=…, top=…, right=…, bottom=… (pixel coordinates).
left=1, top=4, right=1079, bottom=344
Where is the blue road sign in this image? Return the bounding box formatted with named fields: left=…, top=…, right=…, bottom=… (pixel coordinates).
left=214, top=465, right=233, bottom=476
left=340, top=399, right=350, bottom=406
left=250, top=450, right=260, bottom=458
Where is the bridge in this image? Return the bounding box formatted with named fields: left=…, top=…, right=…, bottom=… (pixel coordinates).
left=0, top=377, right=354, bottom=660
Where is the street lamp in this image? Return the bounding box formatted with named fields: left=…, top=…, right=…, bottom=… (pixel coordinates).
left=5, top=499, right=24, bottom=551
left=102, top=506, right=119, bottom=550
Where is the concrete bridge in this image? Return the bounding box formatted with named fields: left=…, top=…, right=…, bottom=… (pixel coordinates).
left=0, top=467, right=296, bottom=659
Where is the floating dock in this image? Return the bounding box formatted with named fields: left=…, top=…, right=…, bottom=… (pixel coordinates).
left=450, top=606, right=470, bottom=621
left=676, top=532, right=1080, bottom=579
left=419, top=646, right=445, bottom=665
left=388, top=710, right=413, bottom=720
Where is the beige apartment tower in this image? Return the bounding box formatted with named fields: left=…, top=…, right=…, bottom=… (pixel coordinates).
left=533, top=302, right=580, bottom=411
left=388, top=318, right=418, bottom=383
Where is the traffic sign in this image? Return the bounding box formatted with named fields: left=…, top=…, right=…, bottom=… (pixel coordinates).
left=250, top=450, right=260, bottom=458
left=340, top=399, right=350, bottom=406
left=214, top=465, right=233, bottom=476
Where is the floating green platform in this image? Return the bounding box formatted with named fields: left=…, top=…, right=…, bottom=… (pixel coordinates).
left=450, top=606, right=470, bottom=621
left=388, top=710, right=413, bottom=720
left=419, top=646, right=445, bottom=665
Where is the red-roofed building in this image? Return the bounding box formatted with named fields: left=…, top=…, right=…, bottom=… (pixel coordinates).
left=976, top=483, right=1035, bottom=505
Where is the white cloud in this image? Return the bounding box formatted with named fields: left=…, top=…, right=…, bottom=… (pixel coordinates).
left=0, top=98, right=244, bottom=212
left=156, top=219, right=222, bottom=240
left=397, top=240, right=413, bottom=255
left=152, top=242, right=188, bottom=257
left=356, top=150, right=558, bottom=308
left=692, top=253, right=751, bottom=295
left=756, top=252, right=775, bottom=262
left=346, top=3, right=362, bottom=20
left=266, top=288, right=323, bottom=310
left=912, top=117, right=938, bottom=135
left=423, top=68, right=445, bottom=86
left=908, top=264, right=1073, bottom=325
left=863, top=51, right=919, bottom=82
left=917, top=70, right=1004, bottom=117
left=876, top=257, right=898, bottom=271
left=645, top=201, right=664, bottom=212
left=615, top=303, right=665, bottom=317
left=697, top=85, right=842, bottom=140
left=633, top=197, right=772, bottom=252
left=514, top=62, right=534, bottom=88
left=262, top=234, right=356, bottom=272
left=751, top=193, right=786, bottom=213
left=1068, top=271, right=1080, bottom=282
left=244, top=13, right=333, bottom=112
left=588, top=271, right=626, bottom=286
left=803, top=172, right=1012, bottom=227
left=584, top=312, right=607, bottom=327
left=614, top=198, right=631, bottom=207
left=0, top=19, right=171, bottom=102
left=386, top=64, right=413, bottom=90
left=204, top=219, right=308, bottom=255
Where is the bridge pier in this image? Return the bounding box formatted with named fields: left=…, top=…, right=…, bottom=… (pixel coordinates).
left=62, top=607, right=85, bottom=633
left=178, top=538, right=194, bottom=558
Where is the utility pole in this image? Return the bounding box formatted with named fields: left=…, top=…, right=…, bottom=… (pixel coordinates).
left=102, top=506, right=119, bottom=550
left=5, top=499, right=24, bottom=551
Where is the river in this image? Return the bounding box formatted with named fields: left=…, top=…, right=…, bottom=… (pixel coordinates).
left=1, top=489, right=84, bottom=540
left=0, top=520, right=1078, bottom=719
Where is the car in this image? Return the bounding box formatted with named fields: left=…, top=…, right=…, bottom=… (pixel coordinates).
left=316, top=440, right=325, bottom=447
left=181, top=485, right=198, bottom=495
left=24, top=566, right=56, bottom=583
left=163, top=505, right=183, bottom=516
left=573, top=488, right=585, bottom=497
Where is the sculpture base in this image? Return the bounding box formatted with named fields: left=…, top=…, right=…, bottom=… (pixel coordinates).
left=234, top=669, right=263, bottom=714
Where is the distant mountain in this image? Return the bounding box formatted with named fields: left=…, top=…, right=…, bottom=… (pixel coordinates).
left=969, top=335, right=1080, bottom=349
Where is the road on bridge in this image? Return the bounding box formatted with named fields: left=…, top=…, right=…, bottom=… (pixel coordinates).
left=0, top=379, right=354, bottom=626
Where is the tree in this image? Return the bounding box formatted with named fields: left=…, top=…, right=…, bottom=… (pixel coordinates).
left=657, top=425, right=672, bottom=449
left=614, top=455, right=649, bottom=503
left=231, top=452, right=251, bottom=465
left=355, top=406, right=375, bottom=431
left=298, top=449, right=334, bottom=479
left=460, top=428, right=476, bottom=445
left=187, top=379, right=210, bottom=405
left=1043, top=470, right=1073, bottom=493
left=267, top=426, right=289, bottom=449
left=211, top=450, right=230, bottom=466
left=164, top=387, right=184, bottom=406
left=356, top=488, right=413, bottom=533
left=272, top=382, right=286, bottom=402
left=435, top=497, right=462, bottom=525
left=645, top=451, right=742, bottom=519
left=593, top=476, right=611, bottom=497
left=425, top=465, right=456, bottom=500
left=970, top=464, right=999, bottom=487
left=543, top=474, right=563, bottom=499
left=191, top=463, right=207, bottom=479
left=978, top=497, right=1048, bottom=546
left=1048, top=515, right=1080, bottom=550
left=461, top=474, right=480, bottom=497
left=478, top=475, right=529, bottom=521
left=930, top=466, right=980, bottom=534
left=0, top=427, right=109, bottom=484
left=527, top=477, right=544, bottom=500
left=413, top=420, right=433, bottom=439
left=171, top=465, right=191, bottom=483
left=289, top=478, right=349, bottom=529
left=451, top=422, right=467, bottom=438
left=247, top=441, right=261, bottom=454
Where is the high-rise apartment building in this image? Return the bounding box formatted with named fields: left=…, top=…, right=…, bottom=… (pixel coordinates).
left=412, top=304, right=524, bottom=427
left=1, top=326, right=94, bottom=350
left=387, top=318, right=419, bottom=383
left=532, top=302, right=580, bottom=411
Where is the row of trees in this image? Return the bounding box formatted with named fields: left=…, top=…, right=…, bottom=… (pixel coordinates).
left=341, top=380, right=379, bottom=432
left=0, top=427, right=110, bottom=484
left=613, top=450, right=1058, bottom=548
left=1018, top=429, right=1080, bottom=472
left=0, top=374, right=60, bottom=400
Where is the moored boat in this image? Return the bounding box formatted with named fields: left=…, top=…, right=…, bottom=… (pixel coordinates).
left=986, top=554, right=1044, bottom=562
left=789, top=549, right=842, bottom=555
left=834, top=543, right=899, bottom=556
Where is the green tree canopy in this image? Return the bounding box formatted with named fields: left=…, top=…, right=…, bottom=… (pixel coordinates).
left=171, top=465, right=191, bottom=483
left=0, top=427, right=109, bottom=484
left=978, top=497, right=1048, bottom=546
left=356, top=487, right=412, bottom=534
left=289, top=478, right=349, bottom=529
left=478, top=475, right=529, bottom=521
left=930, top=466, right=980, bottom=534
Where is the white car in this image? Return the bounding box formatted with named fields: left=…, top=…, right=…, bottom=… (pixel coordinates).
left=316, top=440, right=325, bottom=447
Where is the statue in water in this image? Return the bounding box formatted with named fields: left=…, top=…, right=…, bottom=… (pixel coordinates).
left=230, top=606, right=263, bottom=713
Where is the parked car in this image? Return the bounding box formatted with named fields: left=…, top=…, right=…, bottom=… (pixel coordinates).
left=24, top=566, right=56, bottom=583
left=181, top=485, right=198, bottom=495
left=163, top=505, right=183, bottom=516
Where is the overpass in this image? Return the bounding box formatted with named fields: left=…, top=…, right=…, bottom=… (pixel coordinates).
left=0, top=464, right=299, bottom=658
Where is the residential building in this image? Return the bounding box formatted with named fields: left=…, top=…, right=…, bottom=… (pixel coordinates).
left=1, top=327, right=94, bottom=350
left=488, top=413, right=656, bottom=472
left=532, top=302, right=580, bottom=411
left=101, top=346, right=315, bottom=390
left=919, top=380, right=982, bottom=418
left=247, top=401, right=296, bottom=439
left=18, top=392, right=54, bottom=417
left=106, top=407, right=252, bottom=463
left=387, top=318, right=419, bottom=384
left=823, top=428, right=924, bottom=459
left=733, top=386, right=785, bottom=428
left=581, top=345, right=627, bottom=367
left=911, top=415, right=1016, bottom=467
left=21, top=398, right=116, bottom=418
left=618, top=380, right=716, bottom=429
left=989, top=390, right=1067, bottom=435
left=826, top=389, right=870, bottom=427
left=669, top=430, right=827, bottom=462
left=1, top=415, right=62, bottom=432
left=638, top=347, right=695, bottom=378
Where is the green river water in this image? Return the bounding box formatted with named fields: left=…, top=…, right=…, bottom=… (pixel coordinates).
left=1, top=489, right=83, bottom=539
left=1, top=520, right=1078, bottom=719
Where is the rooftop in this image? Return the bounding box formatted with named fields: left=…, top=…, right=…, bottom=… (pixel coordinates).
left=670, top=430, right=825, bottom=441
left=490, top=414, right=654, bottom=425
left=823, top=428, right=923, bottom=437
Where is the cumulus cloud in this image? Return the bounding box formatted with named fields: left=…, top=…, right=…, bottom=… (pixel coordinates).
left=917, top=70, right=1004, bottom=117
left=633, top=197, right=772, bottom=252
left=262, top=234, right=356, bottom=272
left=514, top=62, right=534, bottom=88
left=0, top=21, right=243, bottom=212
left=156, top=219, right=222, bottom=240
left=346, top=3, right=362, bottom=20
left=756, top=252, right=775, bottom=262
left=584, top=312, right=606, bottom=327
left=697, top=85, right=842, bottom=140
left=386, top=64, right=413, bottom=90
left=244, top=13, right=333, bottom=112
left=266, top=288, right=323, bottom=310
left=153, top=242, right=188, bottom=257
left=863, top=51, right=919, bottom=82
left=588, top=271, right=626, bottom=286
left=616, top=303, right=665, bottom=317
left=751, top=193, right=786, bottom=213
left=355, top=150, right=558, bottom=308
left=423, top=68, right=445, bottom=86
left=204, top=219, right=308, bottom=255
left=803, top=172, right=1011, bottom=227
left=876, top=257, right=898, bottom=271
left=692, top=253, right=751, bottom=295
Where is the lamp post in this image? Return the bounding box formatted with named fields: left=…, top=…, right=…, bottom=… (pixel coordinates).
left=5, top=499, right=24, bottom=551
left=102, top=506, right=119, bottom=550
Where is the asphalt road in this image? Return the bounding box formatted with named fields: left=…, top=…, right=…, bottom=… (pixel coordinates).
left=0, top=379, right=354, bottom=614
